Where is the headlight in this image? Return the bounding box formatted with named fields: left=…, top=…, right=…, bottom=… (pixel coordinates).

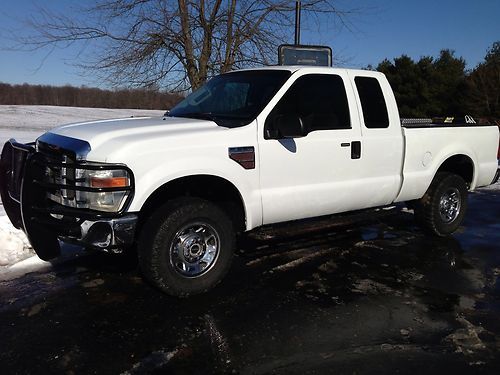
left=84, top=169, right=131, bottom=212
left=48, top=163, right=132, bottom=213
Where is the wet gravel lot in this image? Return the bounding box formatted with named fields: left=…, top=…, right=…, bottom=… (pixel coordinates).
left=0, top=188, right=499, bottom=374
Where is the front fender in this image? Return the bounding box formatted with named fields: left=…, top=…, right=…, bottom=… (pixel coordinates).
left=127, top=156, right=262, bottom=231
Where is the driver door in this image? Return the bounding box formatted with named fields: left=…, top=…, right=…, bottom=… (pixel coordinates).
left=258, top=72, right=364, bottom=225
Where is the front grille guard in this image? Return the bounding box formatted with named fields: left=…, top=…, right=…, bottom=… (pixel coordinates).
left=0, top=140, right=34, bottom=229
left=8, top=142, right=34, bottom=202
left=29, top=155, right=135, bottom=220
left=1, top=139, right=135, bottom=260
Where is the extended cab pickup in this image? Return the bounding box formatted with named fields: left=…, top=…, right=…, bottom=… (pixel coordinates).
left=1, top=66, right=499, bottom=295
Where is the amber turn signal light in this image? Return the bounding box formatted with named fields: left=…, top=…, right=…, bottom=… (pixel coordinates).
left=90, top=177, right=129, bottom=188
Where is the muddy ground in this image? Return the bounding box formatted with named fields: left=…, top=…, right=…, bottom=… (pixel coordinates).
left=0, top=189, right=499, bottom=374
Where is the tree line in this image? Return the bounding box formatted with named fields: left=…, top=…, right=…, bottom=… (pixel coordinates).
left=376, top=41, right=499, bottom=120
left=0, top=83, right=183, bottom=110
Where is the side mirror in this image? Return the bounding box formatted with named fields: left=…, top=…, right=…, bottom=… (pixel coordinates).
left=266, top=113, right=308, bottom=139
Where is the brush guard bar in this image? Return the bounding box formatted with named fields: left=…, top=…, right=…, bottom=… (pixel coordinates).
left=0, top=139, right=135, bottom=260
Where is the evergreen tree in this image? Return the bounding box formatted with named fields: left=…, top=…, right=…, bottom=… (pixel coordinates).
left=467, top=42, right=500, bottom=118
left=377, top=50, right=467, bottom=118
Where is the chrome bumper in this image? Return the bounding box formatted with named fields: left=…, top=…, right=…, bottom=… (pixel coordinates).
left=63, top=214, right=138, bottom=252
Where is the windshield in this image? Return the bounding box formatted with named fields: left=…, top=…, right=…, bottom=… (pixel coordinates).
left=168, top=70, right=291, bottom=128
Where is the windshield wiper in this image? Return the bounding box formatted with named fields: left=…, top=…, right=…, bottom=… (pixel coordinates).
left=171, top=112, right=218, bottom=122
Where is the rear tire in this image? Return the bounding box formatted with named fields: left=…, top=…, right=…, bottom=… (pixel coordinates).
left=138, top=197, right=235, bottom=296
left=414, top=172, right=468, bottom=236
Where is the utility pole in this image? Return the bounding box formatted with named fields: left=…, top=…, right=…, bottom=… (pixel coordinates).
left=279, top=0, right=332, bottom=67
left=294, top=0, right=301, bottom=45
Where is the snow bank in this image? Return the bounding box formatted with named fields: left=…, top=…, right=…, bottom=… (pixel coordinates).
left=0, top=105, right=164, bottom=276
left=0, top=216, right=33, bottom=266
left=0, top=254, right=51, bottom=282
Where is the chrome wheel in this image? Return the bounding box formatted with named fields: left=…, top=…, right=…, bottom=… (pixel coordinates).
left=439, top=187, right=461, bottom=223
left=169, top=223, right=220, bottom=278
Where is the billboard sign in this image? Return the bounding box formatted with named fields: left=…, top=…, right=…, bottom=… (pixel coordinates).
left=278, top=44, right=332, bottom=67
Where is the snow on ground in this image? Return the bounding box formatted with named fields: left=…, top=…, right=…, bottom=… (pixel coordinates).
left=0, top=104, right=164, bottom=144
left=0, top=105, right=164, bottom=277
left=0, top=216, right=32, bottom=266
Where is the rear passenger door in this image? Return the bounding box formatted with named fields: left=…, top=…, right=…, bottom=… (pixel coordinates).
left=348, top=72, right=404, bottom=206
left=258, top=72, right=367, bottom=225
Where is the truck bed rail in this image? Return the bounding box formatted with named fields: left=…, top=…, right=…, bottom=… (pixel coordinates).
left=401, top=117, right=496, bottom=128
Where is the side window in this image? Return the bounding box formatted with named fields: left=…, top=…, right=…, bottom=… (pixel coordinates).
left=267, top=74, right=351, bottom=134
left=354, top=77, right=389, bottom=129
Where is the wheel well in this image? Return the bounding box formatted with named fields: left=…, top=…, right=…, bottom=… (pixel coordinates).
left=436, top=155, right=474, bottom=186
left=138, top=175, right=246, bottom=233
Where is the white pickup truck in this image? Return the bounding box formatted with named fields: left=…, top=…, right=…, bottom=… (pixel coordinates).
left=1, top=66, right=499, bottom=296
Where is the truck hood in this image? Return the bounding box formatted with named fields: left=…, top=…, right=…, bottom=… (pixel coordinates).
left=48, top=116, right=223, bottom=151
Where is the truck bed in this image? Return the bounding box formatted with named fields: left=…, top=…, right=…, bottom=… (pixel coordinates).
left=395, top=124, right=499, bottom=203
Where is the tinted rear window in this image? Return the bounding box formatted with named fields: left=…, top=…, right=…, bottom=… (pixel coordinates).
left=354, top=77, right=389, bottom=129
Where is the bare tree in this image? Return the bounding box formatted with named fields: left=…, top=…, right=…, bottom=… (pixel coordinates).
left=12, top=0, right=359, bottom=90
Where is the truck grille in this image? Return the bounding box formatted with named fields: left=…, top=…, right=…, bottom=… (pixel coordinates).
left=37, top=142, right=87, bottom=211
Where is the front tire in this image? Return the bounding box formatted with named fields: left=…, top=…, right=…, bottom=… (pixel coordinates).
left=138, top=198, right=235, bottom=296
left=414, top=172, right=468, bottom=236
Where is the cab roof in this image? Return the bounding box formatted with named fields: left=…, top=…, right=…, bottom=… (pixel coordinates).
left=228, top=65, right=384, bottom=78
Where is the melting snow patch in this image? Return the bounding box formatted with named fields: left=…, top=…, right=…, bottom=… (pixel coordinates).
left=0, top=216, right=34, bottom=267
left=0, top=215, right=51, bottom=280
left=122, top=349, right=179, bottom=374
left=0, top=254, right=51, bottom=281
left=268, top=248, right=332, bottom=273
left=351, top=278, right=402, bottom=296
left=445, top=316, right=488, bottom=357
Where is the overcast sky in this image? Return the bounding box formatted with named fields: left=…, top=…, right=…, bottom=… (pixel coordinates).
left=0, top=0, right=499, bottom=88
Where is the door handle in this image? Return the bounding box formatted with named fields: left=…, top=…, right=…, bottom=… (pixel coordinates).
left=351, top=141, right=361, bottom=159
